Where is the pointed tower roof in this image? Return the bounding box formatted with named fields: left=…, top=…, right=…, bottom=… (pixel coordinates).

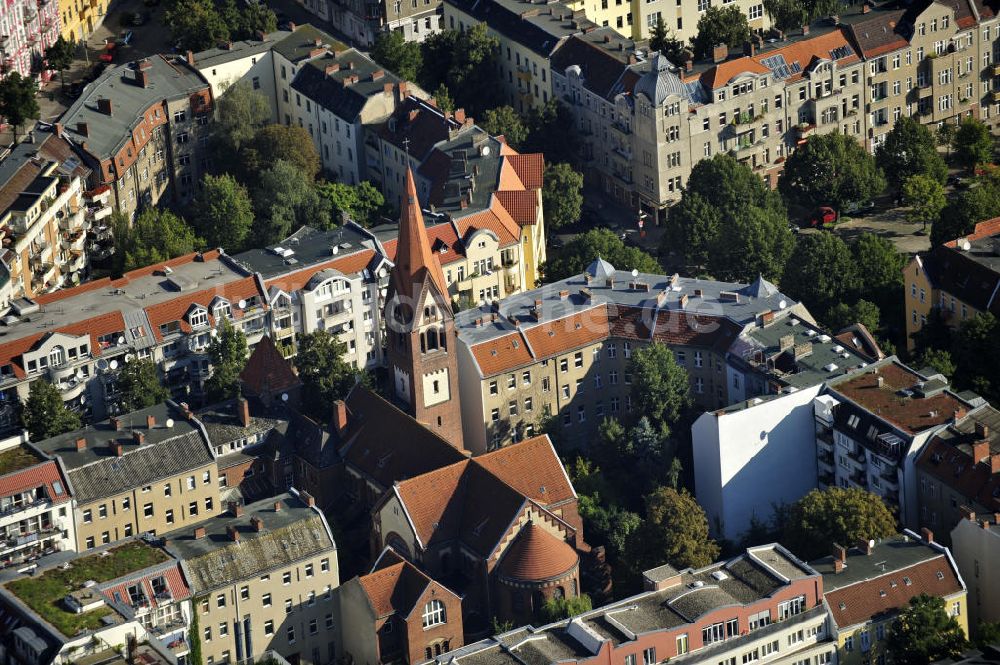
left=392, top=168, right=449, bottom=300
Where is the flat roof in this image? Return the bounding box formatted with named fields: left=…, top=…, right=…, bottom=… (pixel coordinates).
left=272, top=24, right=346, bottom=63
left=191, top=29, right=293, bottom=69
left=232, top=225, right=378, bottom=282
left=812, top=535, right=945, bottom=590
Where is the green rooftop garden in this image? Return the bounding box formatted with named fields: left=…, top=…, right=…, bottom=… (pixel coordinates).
left=0, top=445, right=43, bottom=476
left=5, top=541, right=170, bottom=637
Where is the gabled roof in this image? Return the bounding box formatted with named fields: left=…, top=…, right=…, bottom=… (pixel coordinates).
left=291, top=49, right=403, bottom=122
left=549, top=34, right=641, bottom=101
left=846, top=9, right=909, bottom=58
left=916, top=404, right=1000, bottom=511
left=239, top=336, right=301, bottom=397
left=389, top=168, right=449, bottom=301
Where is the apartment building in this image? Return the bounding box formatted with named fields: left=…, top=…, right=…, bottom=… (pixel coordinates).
left=454, top=259, right=809, bottom=453
left=915, top=404, right=1000, bottom=539
left=31, top=402, right=217, bottom=551
left=0, top=540, right=193, bottom=665
left=904, top=217, right=1000, bottom=350
left=950, top=512, right=1000, bottom=635
left=443, top=0, right=600, bottom=112
left=562, top=0, right=770, bottom=42
left=813, top=531, right=968, bottom=665
left=189, top=30, right=294, bottom=116
left=0, top=433, right=74, bottom=570
left=0, top=0, right=60, bottom=82
left=443, top=543, right=833, bottom=665
left=164, top=490, right=339, bottom=665
left=0, top=132, right=92, bottom=303
left=59, top=0, right=108, bottom=44
left=57, top=56, right=214, bottom=218
left=816, top=358, right=976, bottom=529
left=338, top=548, right=463, bottom=664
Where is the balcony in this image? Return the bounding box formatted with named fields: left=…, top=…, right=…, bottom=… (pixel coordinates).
left=819, top=471, right=834, bottom=487
left=87, top=203, right=112, bottom=222
left=818, top=451, right=834, bottom=468
left=848, top=446, right=867, bottom=464
left=816, top=429, right=834, bottom=449
left=850, top=470, right=868, bottom=488
left=992, top=91, right=1000, bottom=103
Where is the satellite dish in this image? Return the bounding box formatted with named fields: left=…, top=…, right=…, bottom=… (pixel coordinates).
left=332, top=246, right=339, bottom=255
left=109, top=359, right=118, bottom=370
left=97, top=359, right=108, bottom=371
left=165, top=418, right=175, bottom=429
left=75, top=369, right=84, bottom=380
left=281, top=393, right=289, bottom=402
left=631, top=269, right=639, bottom=277
left=345, top=300, right=353, bottom=310
left=237, top=299, right=246, bottom=309
left=125, top=354, right=135, bottom=363
left=211, top=329, right=219, bottom=337
left=778, top=299, right=787, bottom=309
left=80, top=395, right=86, bottom=405
left=378, top=268, right=386, bottom=278
left=117, top=336, right=125, bottom=345
left=868, top=539, right=876, bottom=549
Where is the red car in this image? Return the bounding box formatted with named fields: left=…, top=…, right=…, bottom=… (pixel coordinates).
left=806, top=206, right=836, bottom=228
left=99, top=42, right=116, bottom=63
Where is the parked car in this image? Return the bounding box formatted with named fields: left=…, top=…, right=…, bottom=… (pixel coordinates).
left=806, top=206, right=837, bottom=228
left=118, top=30, right=133, bottom=46
left=98, top=42, right=116, bottom=63
left=948, top=175, right=968, bottom=188
left=842, top=199, right=875, bottom=215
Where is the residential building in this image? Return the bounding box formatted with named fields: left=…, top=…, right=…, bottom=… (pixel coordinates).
left=0, top=131, right=92, bottom=302
left=0, top=539, right=193, bottom=665
left=337, top=547, right=463, bottom=664
left=59, top=0, right=108, bottom=45
left=0, top=0, right=60, bottom=82
left=817, top=358, right=976, bottom=529
left=916, top=404, right=1000, bottom=540
left=813, top=531, right=968, bottom=665
left=237, top=336, right=303, bottom=408
left=904, top=218, right=1000, bottom=350
left=950, top=512, right=1000, bottom=637
left=0, top=248, right=269, bottom=429
left=440, top=544, right=833, bottom=665
left=56, top=56, right=214, bottom=218
left=31, top=402, right=218, bottom=551
left=454, top=258, right=810, bottom=454
left=371, top=433, right=585, bottom=632
left=560, top=0, right=771, bottom=42
left=0, top=433, right=75, bottom=569
left=163, top=490, right=339, bottom=665
left=442, top=0, right=600, bottom=112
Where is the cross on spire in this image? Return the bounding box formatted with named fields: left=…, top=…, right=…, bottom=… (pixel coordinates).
left=402, top=137, right=411, bottom=157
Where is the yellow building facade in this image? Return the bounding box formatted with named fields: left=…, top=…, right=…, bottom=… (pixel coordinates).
left=60, top=0, right=109, bottom=44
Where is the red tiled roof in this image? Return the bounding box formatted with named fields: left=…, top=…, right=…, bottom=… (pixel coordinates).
left=358, top=559, right=434, bottom=618
left=474, top=435, right=575, bottom=506
left=917, top=437, right=1000, bottom=512
left=750, top=28, right=860, bottom=84
left=944, top=217, right=1000, bottom=247
left=470, top=331, right=534, bottom=377
left=0, top=311, right=128, bottom=378
left=0, top=459, right=69, bottom=503
left=504, top=154, right=544, bottom=190
left=497, top=523, right=578, bottom=580
left=383, top=223, right=465, bottom=267
left=239, top=336, right=301, bottom=397
left=824, top=555, right=963, bottom=628
left=700, top=59, right=770, bottom=90
left=263, top=250, right=376, bottom=294
left=144, top=276, right=265, bottom=342
left=495, top=190, right=538, bottom=226
left=453, top=206, right=521, bottom=247
left=101, top=565, right=191, bottom=609
left=395, top=460, right=471, bottom=545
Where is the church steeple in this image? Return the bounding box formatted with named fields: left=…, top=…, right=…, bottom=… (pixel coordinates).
left=384, top=167, right=464, bottom=450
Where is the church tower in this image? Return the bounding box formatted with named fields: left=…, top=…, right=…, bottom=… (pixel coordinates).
left=384, top=168, right=465, bottom=449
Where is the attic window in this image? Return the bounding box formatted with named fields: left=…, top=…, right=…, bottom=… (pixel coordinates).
left=936, top=571, right=945, bottom=580
left=575, top=322, right=581, bottom=329
left=847, top=414, right=861, bottom=429
left=189, top=308, right=209, bottom=328
left=879, top=590, right=887, bottom=597
left=839, top=602, right=846, bottom=610
left=903, top=577, right=912, bottom=586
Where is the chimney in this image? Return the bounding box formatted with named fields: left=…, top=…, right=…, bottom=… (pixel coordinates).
left=314, top=37, right=322, bottom=47
left=186, top=50, right=195, bottom=66
left=333, top=400, right=348, bottom=436
left=274, top=501, right=282, bottom=512
left=779, top=334, right=794, bottom=352
left=97, top=98, right=113, bottom=116
left=383, top=82, right=394, bottom=94
left=973, top=440, right=990, bottom=464
left=953, top=407, right=967, bottom=422
left=760, top=310, right=775, bottom=325
left=833, top=558, right=845, bottom=573
left=862, top=1, right=870, bottom=11
left=287, top=21, right=296, bottom=31
left=300, top=491, right=316, bottom=508
left=833, top=543, right=847, bottom=563
left=744, top=40, right=756, bottom=56
left=454, top=108, right=466, bottom=123
left=858, top=538, right=874, bottom=555
left=793, top=342, right=813, bottom=360
left=75, top=437, right=87, bottom=451
left=136, top=70, right=149, bottom=88
left=991, top=454, right=1000, bottom=474
left=146, top=414, right=156, bottom=429
left=54, top=122, right=63, bottom=136
left=250, top=516, right=264, bottom=532
left=960, top=505, right=976, bottom=522
left=921, top=527, right=934, bottom=544
left=110, top=440, right=124, bottom=456
left=193, top=526, right=207, bottom=539
left=229, top=501, right=244, bottom=518
left=132, top=431, right=144, bottom=445
left=237, top=397, right=251, bottom=428
left=256, top=30, right=266, bottom=40
left=976, top=422, right=990, bottom=439
left=309, top=47, right=326, bottom=58
left=325, top=63, right=340, bottom=75
left=559, top=289, right=570, bottom=300
left=227, top=525, right=240, bottom=542
left=371, top=69, right=384, bottom=81
left=877, top=376, right=885, bottom=388
left=685, top=58, right=693, bottom=72
left=712, top=43, right=728, bottom=63
left=110, top=416, right=123, bottom=431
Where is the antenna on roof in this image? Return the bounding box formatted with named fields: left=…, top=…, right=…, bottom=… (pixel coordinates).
left=402, top=137, right=410, bottom=158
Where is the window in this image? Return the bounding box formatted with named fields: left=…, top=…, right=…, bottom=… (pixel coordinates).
left=749, top=610, right=770, bottom=630
left=778, top=595, right=806, bottom=620
left=321, top=558, right=330, bottom=573
left=489, top=380, right=498, bottom=395
left=676, top=634, right=689, bottom=655
left=283, top=571, right=292, bottom=585
left=423, top=599, right=446, bottom=627
left=285, top=599, right=293, bottom=613
left=574, top=351, right=583, bottom=368
left=625, top=655, right=637, bottom=665
left=219, top=622, right=228, bottom=637
left=287, top=626, right=296, bottom=644
left=264, top=620, right=274, bottom=636
left=217, top=594, right=226, bottom=608
left=240, top=586, right=250, bottom=600
left=165, top=509, right=175, bottom=524
left=143, top=503, right=154, bottom=517
left=703, top=622, right=726, bottom=645
left=643, top=648, right=656, bottom=665
left=83, top=509, right=93, bottom=523
left=263, top=593, right=272, bottom=607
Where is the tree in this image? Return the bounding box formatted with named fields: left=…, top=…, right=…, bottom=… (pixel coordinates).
left=543, top=228, right=661, bottom=282
left=242, top=125, right=321, bottom=183
left=294, top=330, right=364, bottom=422
left=952, top=313, right=1000, bottom=404
left=937, top=121, right=957, bottom=156
left=44, top=37, right=74, bottom=89
left=164, top=0, right=229, bottom=52
left=213, top=81, right=271, bottom=156
left=853, top=233, right=905, bottom=308
left=578, top=496, right=642, bottom=558
left=783, top=487, right=896, bottom=559
left=237, top=2, right=277, bottom=37
left=692, top=6, right=750, bottom=59
left=205, top=318, right=248, bottom=403
left=779, top=132, right=886, bottom=217
left=117, top=359, right=170, bottom=412
left=780, top=230, right=859, bottom=315
left=418, top=30, right=458, bottom=91
left=886, top=594, right=967, bottom=664
left=431, top=83, right=455, bottom=115
left=935, top=176, right=1000, bottom=245
left=665, top=154, right=793, bottom=281
left=629, top=343, right=691, bottom=433
left=875, top=116, right=948, bottom=194
left=975, top=621, right=1000, bottom=649
left=253, top=160, right=333, bottom=245
left=420, top=25, right=501, bottom=116
left=914, top=348, right=956, bottom=378
left=902, top=174, right=946, bottom=232
left=825, top=299, right=880, bottom=333
left=317, top=181, right=386, bottom=227
left=648, top=16, right=687, bottom=63
left=481, top=106, right=528, bottom=149
left=524, top=100, right=579, bottom=165
left=21, top=380, right=81, bottom=441
left=112, top=209, right=203, bottom=274
left=0, top=73, right=39, bottom=143
left=953, top=116, right=993, bottom=172
left=539, top=595, right=592, bottom=623
left=542, top=163, right=583, bottom=231
left=191, top=174, right=254, bottom=252
left=624, top=487, right=720, bottom=574
left=371, top=29, right=422, bottom=82
left=763, top=0, right=805, bottom=31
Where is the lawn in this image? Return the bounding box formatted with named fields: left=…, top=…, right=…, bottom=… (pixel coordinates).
left=6, top=542, right=170, bottom=637
left=0, top=446, right=43, bottom=476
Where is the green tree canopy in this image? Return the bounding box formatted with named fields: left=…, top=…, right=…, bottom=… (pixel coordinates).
left=824, top=299, right=880, bottom=333
left=191, top=174, right=254, bottom=252
left=953, top=116, right=993, bottom=172
left=902, top=174, right=946, bottom=231
left=524, top=101, right=579, bottom=165
left=692, top=6, right=750, bottom=59
left=648, top=16, right=686, bottom=62
left=763, top=0, right=806, bottom=31
left=117, top=359, right=170, bottom=412
left=778, top=132, right=886, bottom=215
left=370, top=29, right=422, bottom=82
left=431, top=83, right=455, bottom=115
left=624, top=487, right=720, bottom=574
left=875, top=116, right=948, bottom=193
left=164, top=0, right=229, bottom=52
left=935, top=173, right=1000, bottom=245
left=780, top=232, right=859, bottom=315
left=253, top=160, right=333, bottom=246
left=419, top=25, right=500, bottom=115
left=213, top=81, right=271, bottom=156
left=543, top=228, right=661, bottom=282
left=481, top=106, right=528, bottom=149
left=783, top=487, right=897, bottom=559
left=664, top=154, right=793, bottom=281
left=914, top=347, right=956, bottom=378
left=539, top=595, right=592, bottom=623
left=886, top=594, right=967, bottom=664
left=0, top=73, right=39, bottom=142
left=21, top=380, right=81, bottom=441
left=44, top=37, right=75, bottom=88
left=852, top=232, right=905, bottom=307
left=242, top=124, right=321, bottom=183
left=542, top=163, right=583, bottom=231
left=112, top=209, right=203, bottom=274
left=293, top=330, right=365, bottom=422
left=952, top=313, right=1000, bottom=404
left=205, top=318, right=249, bottom=403
left=317, top=181, right=386, bottom=227
left=628, top=343, right=691, bottom=433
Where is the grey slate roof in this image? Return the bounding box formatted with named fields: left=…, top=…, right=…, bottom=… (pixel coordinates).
left=232, top=224, right=379, bottom=282
left=290, top=49, right=403, bottom=122
left=272, top=24, right=345, bottom=63
left=191, top=30, right=293, bottom=69
left=634, top=53, right=689, bottom=105
left=446, top=0, right=597, bottom=57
